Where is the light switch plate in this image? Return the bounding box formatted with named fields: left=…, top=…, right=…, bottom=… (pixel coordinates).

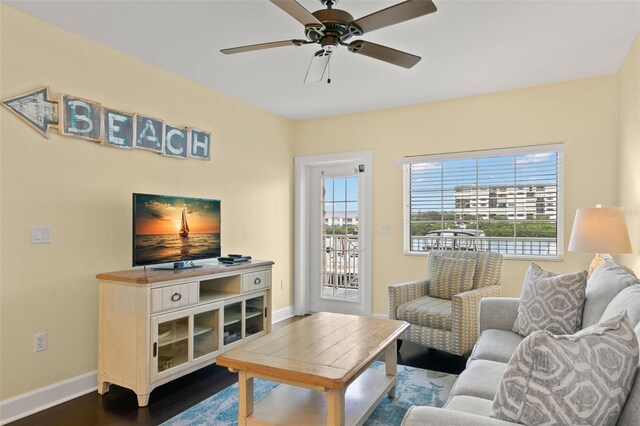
left=32, top=225, right=52, bottom=244
left=380, top=224, right=390, bottom=235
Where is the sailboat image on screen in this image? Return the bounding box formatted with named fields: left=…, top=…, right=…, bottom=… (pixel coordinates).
left=179, top=208, right=189, bottom=238
left=132, top=194, right=221, bottom=267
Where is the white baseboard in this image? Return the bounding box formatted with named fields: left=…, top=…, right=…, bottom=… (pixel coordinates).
left=0, top=370, right=97, bottom=425
left=0, top=304, right=303, bottom=425
left=372, top=312, right=389, bottom=319
left=271, top=305, right=295, bottom=324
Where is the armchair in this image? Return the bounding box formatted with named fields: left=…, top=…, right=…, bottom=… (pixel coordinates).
left=389, top=250, right=503, bottom=356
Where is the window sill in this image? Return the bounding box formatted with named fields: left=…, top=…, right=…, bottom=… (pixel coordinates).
left=403, top=250, right=564, bottom=262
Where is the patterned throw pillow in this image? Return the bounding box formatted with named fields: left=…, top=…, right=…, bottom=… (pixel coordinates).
left=428, top=256, right=476, bottom=300
left=492, top=313, right=639, bottom=426
left=513, top=264, right=587, bottom=337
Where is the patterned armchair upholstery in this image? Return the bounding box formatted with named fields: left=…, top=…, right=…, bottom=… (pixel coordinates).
left=389, top=250, right=503, bottom=356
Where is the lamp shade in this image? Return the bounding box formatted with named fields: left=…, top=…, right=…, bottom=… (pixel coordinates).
left=568, top=207, right=632, bottom=253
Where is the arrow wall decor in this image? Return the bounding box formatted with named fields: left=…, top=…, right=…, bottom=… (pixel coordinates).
left=2, top=87, right=59, bottom=138
left=1, top=86, right=211, bottom=161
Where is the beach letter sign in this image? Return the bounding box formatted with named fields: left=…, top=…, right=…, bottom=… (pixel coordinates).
left=103, top=108, right=134, bottom=149
left=164, top=125, right=189, bottom=159
left=189, top=129, right=211, bottom=160
left=61, top=95, right=102, bottom=142
left=134, top=114, right=164, bottom=153
left=2, top=87, right=211, bottom=161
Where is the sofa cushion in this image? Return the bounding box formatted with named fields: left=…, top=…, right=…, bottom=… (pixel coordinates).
left=428, top=256, right=476, bottom=300
left=512, top=263, right=587, bottom=337
left=582, top=261, right=638, bottom=328
left=450, top=359, right=506, bottom=401
left=397, top=295, right=452, bottom=330
left=402, top=406, right=520, bottom=426
left=445, top=395, right=494, bottom=417
left=600, top=285, right=640, bottom=330
left=618, top=365, right=640, bottom=426
left=618, top=321, right=640, bottom=426
left=469, top=330, right=524, bottom=365
left=492, top=313, right=639, bottom=426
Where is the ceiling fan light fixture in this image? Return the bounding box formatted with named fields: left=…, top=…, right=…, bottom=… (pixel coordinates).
left=221, top=0, right=437, bottom=80
left=304, top=49, right=332, bottom=83
left=321, top=35, right=339, bottom=51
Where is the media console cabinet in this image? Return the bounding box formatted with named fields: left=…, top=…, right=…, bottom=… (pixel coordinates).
left=96, top=260, right=274, bottom=406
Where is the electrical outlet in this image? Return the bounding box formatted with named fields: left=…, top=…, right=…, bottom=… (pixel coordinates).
left=35, top=332, right=47, bottom=352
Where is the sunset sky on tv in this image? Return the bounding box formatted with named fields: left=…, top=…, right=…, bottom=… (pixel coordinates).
left=134, top=194, right=220, bottom=235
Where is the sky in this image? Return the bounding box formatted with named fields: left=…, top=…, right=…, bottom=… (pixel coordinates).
left=411, top=152, right=559, bottom=211
left=323, top=176, right=359, bottom=214
left=134, top=194, right=221, bottom=235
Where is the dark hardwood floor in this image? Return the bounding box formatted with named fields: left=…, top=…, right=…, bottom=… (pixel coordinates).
left=11, top=317, right=466, bottom=426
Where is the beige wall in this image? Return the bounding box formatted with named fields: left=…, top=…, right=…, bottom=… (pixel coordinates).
left=1, top=3, right=637, bottom=405
left=618, top=33, right=640, bottom=274
left=0, top=6, right=295, bottom=399
left=295, top=76, right=620, bottom=314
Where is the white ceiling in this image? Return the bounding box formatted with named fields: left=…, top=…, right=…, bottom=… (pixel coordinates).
left=7, top=0, right=640, bottom=121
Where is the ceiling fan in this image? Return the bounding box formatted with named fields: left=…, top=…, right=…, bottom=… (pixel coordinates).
left=221, top=0, right=437, bottom=83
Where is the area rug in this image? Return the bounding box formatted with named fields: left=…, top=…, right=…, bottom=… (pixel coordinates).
left=162, top=361, right=457, bottom=426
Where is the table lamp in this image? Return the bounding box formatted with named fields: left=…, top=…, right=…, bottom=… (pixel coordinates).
left=568, top=205, right=632, bottom=275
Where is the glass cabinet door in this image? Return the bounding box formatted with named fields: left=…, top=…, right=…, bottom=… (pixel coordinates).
left=223, top=302, right=242, bottom=346
left=245, top=295, right=265, bottom=338
left=156, top=316, right=189, bottom=374
left=193, top=309, right=219, bottom=360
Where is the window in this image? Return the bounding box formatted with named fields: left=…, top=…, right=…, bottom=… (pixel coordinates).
left=401, top=144, right=563, bottom=259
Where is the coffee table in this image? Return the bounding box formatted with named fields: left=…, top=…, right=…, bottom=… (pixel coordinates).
left=216, top=312, right=409, bottom=426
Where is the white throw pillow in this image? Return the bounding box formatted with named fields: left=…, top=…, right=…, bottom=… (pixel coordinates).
left=492, top=313, right=639, bottom=426
left=513, top=263, right=587, bottom=337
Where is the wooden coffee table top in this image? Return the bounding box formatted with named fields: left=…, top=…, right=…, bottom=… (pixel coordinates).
left=216, top=312, right=408, bottom=389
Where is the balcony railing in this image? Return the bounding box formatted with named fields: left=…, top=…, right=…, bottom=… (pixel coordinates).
left=322, top=234, right=359, bottom=290
left=410, top=235, right=557, bottom=256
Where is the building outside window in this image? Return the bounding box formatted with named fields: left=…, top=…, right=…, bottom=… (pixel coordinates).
left=401, top=144, right=563, bottom=259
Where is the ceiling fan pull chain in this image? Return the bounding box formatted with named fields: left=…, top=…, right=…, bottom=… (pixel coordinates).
left=327, top=58, right=332, bottom=84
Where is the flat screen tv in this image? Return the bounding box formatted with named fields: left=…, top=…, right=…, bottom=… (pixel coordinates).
left=133, top=193, right=221, bottom=267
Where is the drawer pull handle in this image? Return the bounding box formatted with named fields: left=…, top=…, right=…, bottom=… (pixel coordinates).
left=254, top=277, right=262, bottom=286
left=171, top=293, right=182, bottom=302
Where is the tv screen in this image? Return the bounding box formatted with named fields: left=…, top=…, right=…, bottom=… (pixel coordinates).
left=133, top=193, right=221, bottom=266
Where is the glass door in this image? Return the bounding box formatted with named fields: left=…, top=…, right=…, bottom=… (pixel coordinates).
left=245, top=294, right=265, bottom=338
left=193, top=303, right=222, bottom=361
left=308, top=163, right=367, bottom=315
left=223, top=301, right=243, bottom=346
left=152, top=302, right=222, bottom=380
left=155, top=315, right=189, bottom=376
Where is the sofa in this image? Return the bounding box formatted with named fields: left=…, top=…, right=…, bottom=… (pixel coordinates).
left=402, top=260, right=640, bottom=426
left=389, top=250, right=503, bottom=356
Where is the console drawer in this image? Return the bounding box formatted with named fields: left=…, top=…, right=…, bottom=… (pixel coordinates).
left=151, top=281, right=198, bottom=313
left=242, top=270, right=271, bottom=293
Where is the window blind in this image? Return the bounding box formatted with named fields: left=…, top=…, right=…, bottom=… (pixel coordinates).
left=403, top=144, right=563, bottom=259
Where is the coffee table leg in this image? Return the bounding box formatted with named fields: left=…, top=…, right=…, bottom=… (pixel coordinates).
left=386, top=341, right=398, bottom=398
left=238, top=371, right=254, bottom=425
left=326, top=387, right=345, bottom=426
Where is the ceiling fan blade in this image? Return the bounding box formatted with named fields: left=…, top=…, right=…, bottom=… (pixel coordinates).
left=348, top=40, right=420, bottom=68
left=304, top=50, right=332, bottom=83
left=270, top=0, right=324, bottom=27
left=352, top=0, right=437, bottom=34
left=221, top=39, right=307, bottom=55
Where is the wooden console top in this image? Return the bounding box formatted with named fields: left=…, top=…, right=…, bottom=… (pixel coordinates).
left=96, top=260, right=274, bottom=284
